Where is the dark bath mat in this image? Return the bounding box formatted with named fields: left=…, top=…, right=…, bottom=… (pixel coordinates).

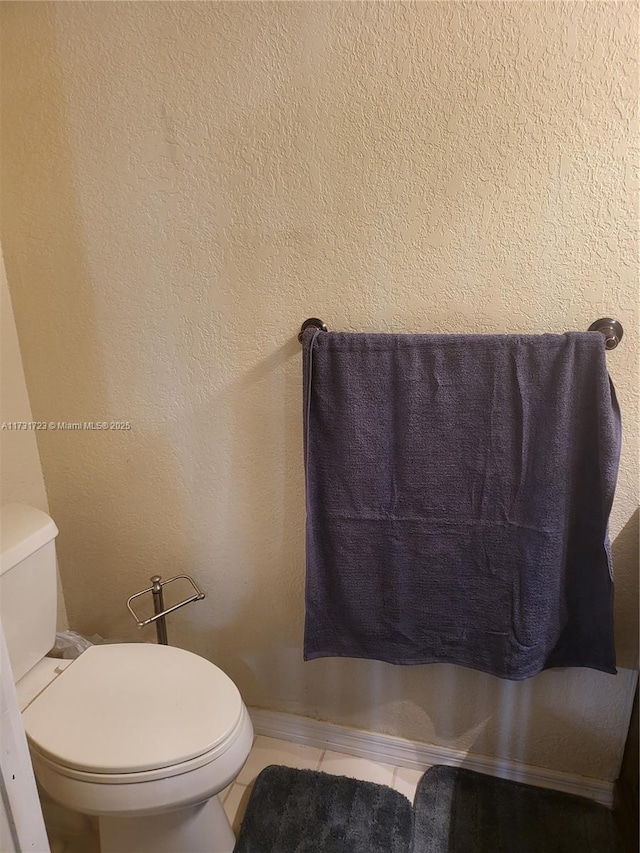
left=411, top=764, right=624, bottom=853
left=232, top=764, right=413, bottom=853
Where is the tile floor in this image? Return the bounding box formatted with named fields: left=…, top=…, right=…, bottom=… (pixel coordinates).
left=221, top=735, right=429, bottom=834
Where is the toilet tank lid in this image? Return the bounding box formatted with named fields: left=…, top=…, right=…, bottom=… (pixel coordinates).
left=0, top=504, right=58, bottom=576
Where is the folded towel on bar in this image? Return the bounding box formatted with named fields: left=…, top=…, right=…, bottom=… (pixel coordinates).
left=302, top=329, right=621, bottom=680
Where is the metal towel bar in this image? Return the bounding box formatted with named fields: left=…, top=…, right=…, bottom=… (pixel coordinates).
left=299, top=317, right=624, bottom=349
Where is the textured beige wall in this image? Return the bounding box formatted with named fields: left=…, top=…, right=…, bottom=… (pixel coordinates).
left=0, top=251, right=68, bottom=630
left=0, top=254, right=49, bottom=511
left=1, top=1, right=637, bottom=781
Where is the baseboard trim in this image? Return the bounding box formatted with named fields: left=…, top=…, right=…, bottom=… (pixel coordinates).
left=249, top=708, right=614, bottom=807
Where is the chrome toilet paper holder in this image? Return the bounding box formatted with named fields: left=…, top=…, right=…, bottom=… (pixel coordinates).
left=127, top=574, right=205, bottom=645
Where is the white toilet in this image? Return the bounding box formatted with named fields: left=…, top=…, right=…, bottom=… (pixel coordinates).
left=0, top=503, right=254, bottom=853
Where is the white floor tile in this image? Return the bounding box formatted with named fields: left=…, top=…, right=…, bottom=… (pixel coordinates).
left=223, top=783, right=251, bottom=834
left=393, top=766, right=427, bottom=801
left=236, top=736, right=323, bottom=785
left=319, top=751, right=396, bottom=786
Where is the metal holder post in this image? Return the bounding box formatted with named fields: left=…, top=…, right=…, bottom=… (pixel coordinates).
left=126, top=574, right=205, bottom=645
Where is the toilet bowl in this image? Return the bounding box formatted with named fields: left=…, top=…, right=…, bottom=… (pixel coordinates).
left=0, top=504, right=253, bottom=853
left=21, top=643, right=254, bottom=852
left=1, top=504, right=253, bottom=853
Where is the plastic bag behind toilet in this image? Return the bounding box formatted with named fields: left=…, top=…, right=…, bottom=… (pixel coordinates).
left=49, top=630, right=98, bottom=660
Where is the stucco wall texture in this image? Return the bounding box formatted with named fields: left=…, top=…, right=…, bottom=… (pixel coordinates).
left=1, top=1, right=637, bottom=781
left=0, top=255, right=49, bottom=514
left=0, top=251, right=68, bottom=629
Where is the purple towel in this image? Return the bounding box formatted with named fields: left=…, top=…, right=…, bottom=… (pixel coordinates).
left=302, top=330, right=620, bottom=680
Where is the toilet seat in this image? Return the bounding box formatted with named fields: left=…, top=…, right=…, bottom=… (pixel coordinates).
left=29, top=705, right=248, bottom=785
left=29, top=702, right=254, bottom=819
left=23, top=643, right=244, bottom=776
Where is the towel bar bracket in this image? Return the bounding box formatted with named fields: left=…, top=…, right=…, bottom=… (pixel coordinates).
left=298, top=318, right=327, bottom=342
left=588, top=318, right=623, bottom=350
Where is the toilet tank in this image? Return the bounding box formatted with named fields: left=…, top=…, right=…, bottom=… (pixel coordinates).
left=0, top=504, right=59, bottom=682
